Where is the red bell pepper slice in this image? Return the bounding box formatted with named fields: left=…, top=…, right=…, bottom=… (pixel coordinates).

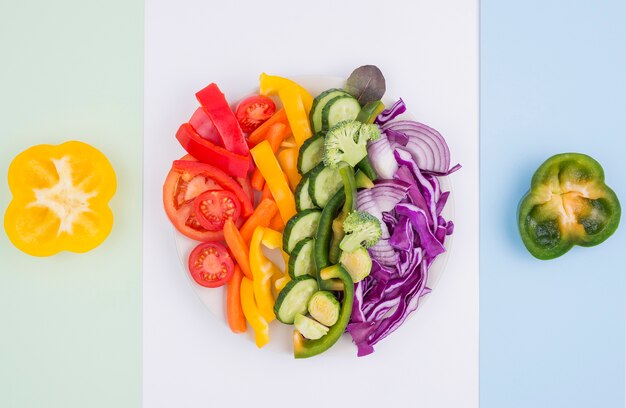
left=176, top=123, right=250, bottom=178
left=189, top=107, right=221, bottom=145
left=171, top=159, right=254, bottom=217
left=196, top=83, right=249, bottom=156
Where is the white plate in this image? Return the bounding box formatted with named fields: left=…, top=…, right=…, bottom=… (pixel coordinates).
left=173, top=75, right=455, bottom=355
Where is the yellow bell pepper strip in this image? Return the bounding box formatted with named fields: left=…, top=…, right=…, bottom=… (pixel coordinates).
left=278, top=85, right=313, bottom=148
left=240, top=277, right=270, bottom=348
left=261, top=227, right=290, bottom=272
left=250, top=226, right=279, bottom=322
left=4, top=141, right=116, bottom=256
left=250, top=122, right=289, bottom=191
left=250, top=141, right=296, bottom=223
left=259, top=73, right=314, bottom=113
left=260, top=227, right=291, bottom=296
left=278, top=147, right=301, bottom=191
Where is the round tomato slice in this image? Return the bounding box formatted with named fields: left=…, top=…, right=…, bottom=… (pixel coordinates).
left=163, top=165, right=224, bottom=242
left=235, top=95, right=276, bottom=133
left=193, top=190, right=241, bottom=231
left=188, top=242, right=234, bottom=288
left=171, top=160, right=253, bottom=216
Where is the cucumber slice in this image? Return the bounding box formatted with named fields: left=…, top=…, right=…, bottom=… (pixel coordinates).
left=339, top=247, right=372, bottom=283
left=321, top=95, right=361, bottom=131
left=310, top=89, right=350, bottom=133
left=294, top=313, right=329, bottom=340
left=288, top=238, right=316, bottom=278
left=308, top=164, right=343, bottom=208
left=307, top=291, right=340, bottom=327
left=283, top=209, right=322, bottom=254
left=297, top=132, right=325, bottom=174
left=295, top=176, right=316, bottom=211
left=274, top=276, right=319, bottom=324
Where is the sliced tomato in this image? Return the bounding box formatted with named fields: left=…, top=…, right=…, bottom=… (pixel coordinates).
left=193, top=190, right=241, bottom=231
left=189, top=107, right=221, bottom=145
left=163, top=164, right=224, bottom=241
left=171, top=160, right=253, bottom=216
left=188, top=241, right=234, bottom=288
left=235, top=95, right=276, bottom=133
left=163, top=159, right=253, bottom=241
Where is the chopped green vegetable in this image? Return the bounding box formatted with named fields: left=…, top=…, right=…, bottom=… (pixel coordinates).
left=288, top=238, right=316, bottom=278
left=274, top=276, right=319, bottom=324
left=345, top=65, right=386, bottom=106
left=328, top=163, right=357, bottom=263
left=339, top=247, right=372, bottom=283
left=340, top=210, right=383, bottom=252
left=294, top=313, right=329, bottom=340
left=283, top=209, right=322, bottom=254
left=322, top=120, right=380, bottom=168
left=297, top=132, right=325, bottom=174
left=356, top=100, right=385, bottom=124
left=308, top=291, right=340, bottom=327
left=354, top=170, right=374, bottom=189
left=314, top=188, right=345, bottom=291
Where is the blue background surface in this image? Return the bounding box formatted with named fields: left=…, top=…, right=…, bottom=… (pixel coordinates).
left=481, top=1, right=626, bottom=407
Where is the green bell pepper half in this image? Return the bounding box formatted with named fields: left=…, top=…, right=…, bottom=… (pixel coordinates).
left=518, top=153, right=621, bottom=260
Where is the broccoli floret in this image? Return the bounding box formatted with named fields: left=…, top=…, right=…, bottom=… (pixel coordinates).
left=339, top=210, right=382, bottom=252
left=322, top=121, right=381, bottom=168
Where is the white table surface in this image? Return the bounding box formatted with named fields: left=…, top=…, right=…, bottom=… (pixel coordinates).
left=143, top=1, right=479, bottom=407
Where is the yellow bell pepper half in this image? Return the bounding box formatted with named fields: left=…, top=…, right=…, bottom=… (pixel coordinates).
left=4, top=141, right=117, bottom=257
left=250, top=141, right=296, bottom=223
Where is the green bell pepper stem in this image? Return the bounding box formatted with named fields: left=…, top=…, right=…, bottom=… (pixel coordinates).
left=518, top=153, right=621, bottom=260
left=293, top=264, right=354, bottom=358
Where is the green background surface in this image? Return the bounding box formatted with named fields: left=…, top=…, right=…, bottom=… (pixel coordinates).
left=0, top=1, right=143, bottom=407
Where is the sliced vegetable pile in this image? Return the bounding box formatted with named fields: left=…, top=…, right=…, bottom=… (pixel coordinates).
left=163, top=65, right=459, bottom=358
